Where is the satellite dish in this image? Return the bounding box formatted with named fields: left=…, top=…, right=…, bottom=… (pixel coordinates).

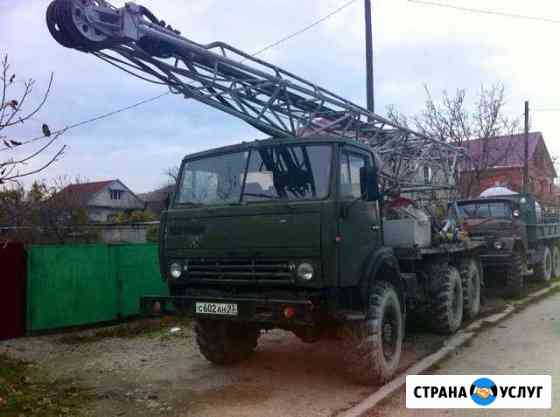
left=479, top=186, right=519, bottom=198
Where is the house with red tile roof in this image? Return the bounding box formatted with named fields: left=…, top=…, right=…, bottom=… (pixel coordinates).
left=56, top=179, right=145, bottom=222
left=459, top=132, right=558, bottom=204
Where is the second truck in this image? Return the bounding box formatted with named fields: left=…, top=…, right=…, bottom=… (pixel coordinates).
left=46, top=0, right=484, bottom=384
left=455, top=192, right=560, bottom=297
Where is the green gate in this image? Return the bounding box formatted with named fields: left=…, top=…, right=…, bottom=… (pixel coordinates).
left=26, top=243, right=168, bottom=332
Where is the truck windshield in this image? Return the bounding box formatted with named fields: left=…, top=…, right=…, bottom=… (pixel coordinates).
left=176, top=144, right=332, bottom=205
left=457, top=201, right=513, bottom=219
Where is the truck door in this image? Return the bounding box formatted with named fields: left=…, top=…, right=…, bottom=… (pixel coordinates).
left=338, top=146, right=382, bottom=287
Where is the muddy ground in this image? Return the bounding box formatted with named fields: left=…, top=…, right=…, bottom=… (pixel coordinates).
left=0, top=284, right=540, bottom=417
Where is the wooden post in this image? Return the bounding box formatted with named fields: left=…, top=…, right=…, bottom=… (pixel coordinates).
left=364, top=0, right=374, bottom=117
left=523, top=101, right=529, bottom=193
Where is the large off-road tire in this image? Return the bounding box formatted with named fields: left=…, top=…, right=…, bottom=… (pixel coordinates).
left=459, top=258, right=481, bottom=320
left=195, top=320, right=260, bottom=365
left=552, top=245, right=560, bottom=278
left=534, top=245, right=552, bottom=283
left=428, top=264, right=463, bottom=335
left=343, top=281, right=404, bottom=385
left=506, top=251, right=526, bottom=298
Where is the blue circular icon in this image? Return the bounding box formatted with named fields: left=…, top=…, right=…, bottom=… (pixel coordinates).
left=470, top=378, right=498, bottom=406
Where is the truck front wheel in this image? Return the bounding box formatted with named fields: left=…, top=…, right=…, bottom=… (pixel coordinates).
left=195, top=320, right=260, bottom=365
left=343, top=281, right=404, bottom=385
left=534, top=246, right=552, bottom=283
left=429, top=264, right=463, bottom=335
left=507, top=251, right=527, bottom=298
left=553, top=246, right=560, bottom=278
left=459, top=258, right=481, bottom=320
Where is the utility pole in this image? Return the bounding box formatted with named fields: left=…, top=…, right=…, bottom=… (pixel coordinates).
left=523, top=100, right=529, bottom=193
left=364, top=0, right=374, bottom=117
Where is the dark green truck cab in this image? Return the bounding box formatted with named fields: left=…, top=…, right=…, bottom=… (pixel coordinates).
left=143, top=136, right=483, bottom=384
left=455, top=193, right=560, bottom=297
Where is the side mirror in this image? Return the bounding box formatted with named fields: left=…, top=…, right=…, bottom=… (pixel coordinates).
left=360, top=165, right=380, bottom=201
left=165, top=192, right=174, bottom=209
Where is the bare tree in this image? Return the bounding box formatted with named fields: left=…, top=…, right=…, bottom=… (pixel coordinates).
left=164, top=166, right=180, bottom=184
left=388, top=83, right=522, bottom=197
left=0, top=54, right=66, bottom=185
left=0, top=176, right=96, bottom=244
left=37, top=176, right=91, bottom=243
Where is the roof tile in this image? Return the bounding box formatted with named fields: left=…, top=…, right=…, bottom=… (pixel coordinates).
left=56, top=180, right=115, bottom=207
left=462, top=132, right=542, bottom=169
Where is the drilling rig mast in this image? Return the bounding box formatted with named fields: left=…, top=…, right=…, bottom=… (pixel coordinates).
left=46, top=0, right=462, bottom=194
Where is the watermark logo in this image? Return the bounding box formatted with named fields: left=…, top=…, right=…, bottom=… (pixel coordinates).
left=406, top=375, right=551, bottom=409
left=470, top=377, right=497, bottom=406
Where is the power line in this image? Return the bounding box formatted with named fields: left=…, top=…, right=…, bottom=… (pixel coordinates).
left=4, top=1, right=358, bottom=152
left=250, top=0, right=359, bottom=57
left=1, top=92, right=170, bottom=152
left=408, top=0, right=560, bottom=24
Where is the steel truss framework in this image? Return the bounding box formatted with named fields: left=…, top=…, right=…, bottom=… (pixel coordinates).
left=46, top=0, right=462, bottom=191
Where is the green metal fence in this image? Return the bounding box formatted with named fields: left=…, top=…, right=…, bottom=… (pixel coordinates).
left=26, top=243, right=168, bottom=332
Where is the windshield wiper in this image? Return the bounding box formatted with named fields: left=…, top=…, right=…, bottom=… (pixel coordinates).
left=175, top=202, right=205, bottom=207
left=241, top=192, right=280, bottom=200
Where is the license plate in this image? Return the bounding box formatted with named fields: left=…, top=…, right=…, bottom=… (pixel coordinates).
left=195, top=302, right=238, bottom=316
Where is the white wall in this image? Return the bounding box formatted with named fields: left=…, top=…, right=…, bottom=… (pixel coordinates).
left=88, top=181, right=144, bottom=211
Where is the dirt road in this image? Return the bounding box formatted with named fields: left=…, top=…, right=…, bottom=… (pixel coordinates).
left=0, top=319, right=443, bottom=417
left=0, top=288, right=536, bottom=417
left=369, top=290, right=560, bottom=417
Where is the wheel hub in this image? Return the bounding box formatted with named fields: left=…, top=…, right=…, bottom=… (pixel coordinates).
left=382, top=308, right=398, bottom=360
left=71, top=0, right=109, bottom=43
left=452, top=283, right=460, bottom=315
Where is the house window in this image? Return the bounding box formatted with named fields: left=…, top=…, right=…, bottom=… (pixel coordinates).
left=110, top=189, right=124, bottom=200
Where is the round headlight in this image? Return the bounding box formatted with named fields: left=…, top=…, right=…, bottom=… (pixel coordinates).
left=169, top=262, right=182, bottom=279
left=297, top=263, right=314, bottom=281
left=493, top=240, right=503, bottom=250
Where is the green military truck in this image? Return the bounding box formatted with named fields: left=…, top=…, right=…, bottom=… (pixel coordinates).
left=46, top=0, right=483, bottom=384
left=142, top=136, right=483, bottom=384
left=454, top=193, right=560, bottom=297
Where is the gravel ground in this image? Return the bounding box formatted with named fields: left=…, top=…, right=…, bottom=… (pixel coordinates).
left=0, top=320, right=445, bottom=417
left=0, top=291, right=516, bottom=417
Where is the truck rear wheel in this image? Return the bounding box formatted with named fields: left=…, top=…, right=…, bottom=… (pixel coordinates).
left=195, top=320, right=260, bottom=365
left=552, top=246, right=560, bottom=278
left=343, top=281, right=403, bottom=385
left=459, top=258, right=481, bottom=320
left=534, top=246, right=552, bottom=283
left=506, top=251, right=526, bottom=298
left=429, top=264, right=463, bottom=335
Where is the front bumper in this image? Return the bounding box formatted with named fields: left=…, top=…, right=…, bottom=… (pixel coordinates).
left=140, top=295, right=319, bottom=325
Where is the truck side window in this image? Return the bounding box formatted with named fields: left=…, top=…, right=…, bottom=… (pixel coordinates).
left=340, top=151, right=368, bottom=199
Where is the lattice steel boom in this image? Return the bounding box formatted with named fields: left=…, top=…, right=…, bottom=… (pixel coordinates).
left=46, top=0, right=462, bottom=190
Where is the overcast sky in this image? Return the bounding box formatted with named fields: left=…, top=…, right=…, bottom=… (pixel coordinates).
left=1, top=0, right=559, bottom=192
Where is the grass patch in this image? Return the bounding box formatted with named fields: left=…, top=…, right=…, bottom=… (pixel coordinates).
left=512, top=283, right=560, bottom=314
left=58, top=316, right=191, bottom=345
left=0, top=355, right=91, bottom=417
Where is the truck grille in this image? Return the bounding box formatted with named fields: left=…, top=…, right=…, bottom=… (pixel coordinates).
left=186, top=258, right=294, bottom=282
